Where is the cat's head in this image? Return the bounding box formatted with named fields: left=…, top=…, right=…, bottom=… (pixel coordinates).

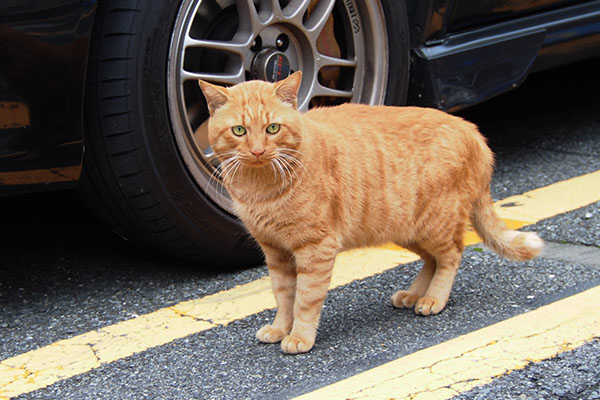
left=198, top=72, right=303, bottom=170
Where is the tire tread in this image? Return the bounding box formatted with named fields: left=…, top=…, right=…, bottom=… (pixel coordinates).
left=77, top=0, right=268, bottom=266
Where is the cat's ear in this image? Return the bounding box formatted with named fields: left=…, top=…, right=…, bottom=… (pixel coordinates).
left=274, top=71, right=302, bottom=109
left=198, top=80, right=230, bottom=115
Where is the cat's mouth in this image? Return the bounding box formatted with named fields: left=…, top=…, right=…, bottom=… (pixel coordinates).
left=244, top=157, right=270, bottom=168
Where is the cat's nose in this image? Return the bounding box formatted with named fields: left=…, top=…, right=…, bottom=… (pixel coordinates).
left=250, top=149, right=265, bottom=159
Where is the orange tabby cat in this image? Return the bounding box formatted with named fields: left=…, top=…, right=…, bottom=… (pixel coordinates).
left=198, top=72, right=543, bottom=354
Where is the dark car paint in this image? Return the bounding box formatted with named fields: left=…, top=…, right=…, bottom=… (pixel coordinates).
left=406, top=0, right=600, bottom=111
left=0, top=0, right=96, bottom=195
left=0, top=0, right=599, bottom=193
left=452, top=0, right=586, bottom=32
left=405, top=0, right=587, bottom=43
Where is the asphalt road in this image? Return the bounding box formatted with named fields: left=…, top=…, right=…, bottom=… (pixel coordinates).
left=1, top=56, right=600, bottom=400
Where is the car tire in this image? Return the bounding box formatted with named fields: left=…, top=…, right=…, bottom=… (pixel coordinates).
left=80, top=0, right=409, bottom=267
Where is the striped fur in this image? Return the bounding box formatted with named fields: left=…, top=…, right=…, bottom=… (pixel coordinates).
left=199, top=72, right=543, bottom=354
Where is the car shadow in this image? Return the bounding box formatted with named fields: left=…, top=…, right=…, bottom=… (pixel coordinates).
left=0, top=189, right=260, bottom=311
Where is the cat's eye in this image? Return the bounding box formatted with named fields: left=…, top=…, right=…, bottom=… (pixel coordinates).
left=232, top=125, right=246, bottom=136
left=266, top=123, right=280, bottom=134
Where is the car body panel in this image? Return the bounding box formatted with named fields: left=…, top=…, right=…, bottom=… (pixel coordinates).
left=0, top=0, right=96, bottom=195
left=451, top=0, right=584, bottom=31
left=406, top=0, right=590, bottom=43
left=406, top=0, right=600, bottom=111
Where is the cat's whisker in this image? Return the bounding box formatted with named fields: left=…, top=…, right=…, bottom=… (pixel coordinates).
left=216, top=158, right=239, bottom=194
left=216, top=157, right=237, bottom=181
left=272, top=158, right=289, bottom=192
left=275, top=156, right=292, bottom=180
left=216, top=154, right=238, bottom=171
left=277, top=155, right=299, bottom=183
left=206, top=151, right=239, bottom=170
left=277, top=148, right=309, bottom=176
left=272, top=158, right=285, bottom=187
left=277, top=147, right=305, bottom=156
left=270, top=159, right=282, bottom=191
left=217, top=159, right=242, bottom=198
left=278, top=153, right=307, bottom=176
left=206, top=154, right=237, bottom=192
left=221, top=158, right=241, bottom=184
left=280, top=157, right=296, bottom=184
left=269, top=159, right=278, bottom=184
left=230, top=160, right=243, bottom=185
left=277, top=154, right=305, bottom=188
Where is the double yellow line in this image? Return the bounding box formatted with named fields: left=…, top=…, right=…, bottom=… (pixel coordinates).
left=295, top=285, right=600, bottom=400
left=1, top=170, right=599, bottom=399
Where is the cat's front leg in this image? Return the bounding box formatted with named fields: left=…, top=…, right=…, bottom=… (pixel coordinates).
left=256, top=243, right=296, bottom=344
left=281, top=242, right=338, bottom=354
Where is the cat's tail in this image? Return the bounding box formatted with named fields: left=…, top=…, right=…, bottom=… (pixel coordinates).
left=471, top=192, right=544, bottom=261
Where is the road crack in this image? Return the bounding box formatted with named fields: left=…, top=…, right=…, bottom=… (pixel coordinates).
left=167, top=306, right=218, bottom=326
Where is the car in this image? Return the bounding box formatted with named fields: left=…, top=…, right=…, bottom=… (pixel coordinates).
left=1, top=0, right=599, bottom=267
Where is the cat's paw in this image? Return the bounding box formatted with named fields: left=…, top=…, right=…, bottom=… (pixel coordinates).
left=391, top=290, right=420, bottom=308
left=256, top=325, right=287, bottom=343
left=281, top=334, right=314, bottom=354
left=414, top=296, right=445, bottom=316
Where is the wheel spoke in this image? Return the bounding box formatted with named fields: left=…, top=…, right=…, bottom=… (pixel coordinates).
left=184, top=36, right=251, bottom=56
left=313, top=83, right=353, bottom=98
left=181, top=69, right=245, bottom=86
left=259, top=0, right=284, bottom=18
left=303, top=0, right=336, bottom=39
left=299, top=81, right=353, bottom=110
left=283, top=0, right=312, bottom=22
left=236, top=0, right=263, bottom=31
left=318, top=54, right=357, bottom=68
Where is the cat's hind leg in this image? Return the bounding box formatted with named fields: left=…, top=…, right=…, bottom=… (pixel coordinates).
left=391, top=243, right=436, bottom=309
left=256, top=243, right=296, bottom=344
left=414, top=245, right=462, bottom=315
left=413, top=224, right=465, bottom=316
left=399, top=204, right=468, bottom=316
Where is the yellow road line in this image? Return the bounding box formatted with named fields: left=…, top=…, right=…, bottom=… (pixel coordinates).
left=493, top=170, right=600, bottom=223
left=1, top=170, right=599, bottom=399
left=294, top=285, right=600, bottom=400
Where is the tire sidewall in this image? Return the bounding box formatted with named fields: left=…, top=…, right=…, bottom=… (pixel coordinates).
left=380, top=0, right=410, bottom=106
left=131, top=1, right=262, bottom=261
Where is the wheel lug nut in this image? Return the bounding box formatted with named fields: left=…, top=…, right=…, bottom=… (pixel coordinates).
left=275, top=34, right=289, bottom=51
left=250, top=36, right=262, bottom=52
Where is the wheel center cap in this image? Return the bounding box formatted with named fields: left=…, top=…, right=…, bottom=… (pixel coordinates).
left=252, top=48, right=291, bottom=82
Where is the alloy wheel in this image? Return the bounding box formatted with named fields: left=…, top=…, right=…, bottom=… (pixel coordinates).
left=168, top=0, right=389, bottom=214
